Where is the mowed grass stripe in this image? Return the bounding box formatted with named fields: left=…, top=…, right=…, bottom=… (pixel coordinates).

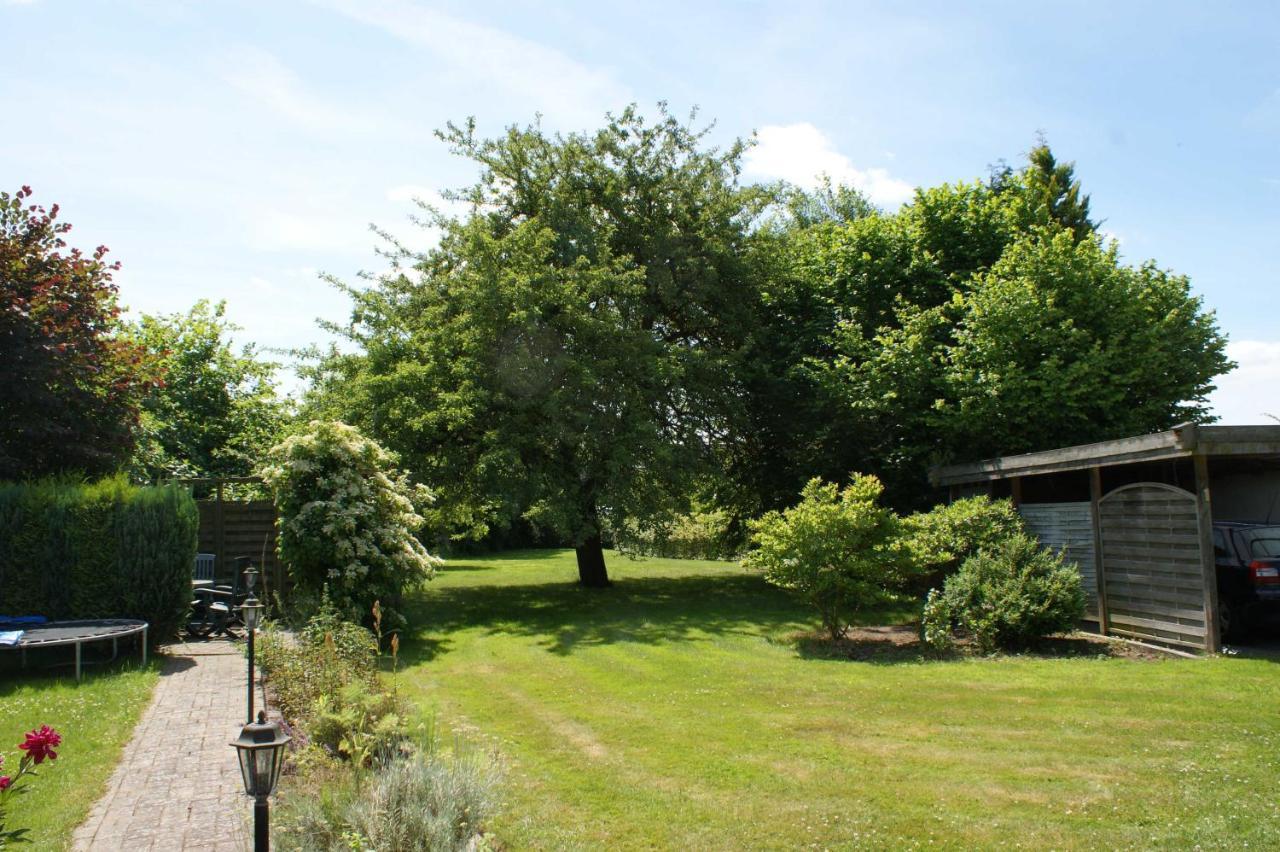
left=400, top=549, right=1280, bottom=850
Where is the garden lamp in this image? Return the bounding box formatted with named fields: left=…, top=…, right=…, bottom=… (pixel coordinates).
left=240, top=591, right=263, bottom=723
left=243, top=562, right=258, bottom=593
left=231, top=711, right=290, bottom=852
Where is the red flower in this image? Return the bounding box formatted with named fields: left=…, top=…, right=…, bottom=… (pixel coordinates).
left=0, top=776, right=10, bottom=791
left=18, top=725, right=62, bottom=765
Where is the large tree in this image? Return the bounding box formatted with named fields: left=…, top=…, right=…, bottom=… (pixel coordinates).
left=728, top=145, right=1231, bottom=513
left=1, top=186, right=157, bottom=480
left=310, top=106, right=770, bottom=585
left=127, top=299, right=290, bottom=481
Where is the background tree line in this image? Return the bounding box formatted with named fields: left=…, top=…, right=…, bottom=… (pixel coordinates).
left=2, top=107, right=1232, bottom=587
left=2, top=184, right=289, bottom=484
left=302, top=106, right=1231, bottom=584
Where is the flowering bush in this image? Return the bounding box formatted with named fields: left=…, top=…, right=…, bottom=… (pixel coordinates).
left=260, top=421, right=440, bottom=627
left=0, top=725, right=64, bottom=846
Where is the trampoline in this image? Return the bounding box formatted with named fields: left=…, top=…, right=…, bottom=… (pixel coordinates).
left=0, top=619, right=148, bottom=682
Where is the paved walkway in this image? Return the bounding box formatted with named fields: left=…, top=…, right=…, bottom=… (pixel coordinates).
left=74, top=640, right=260, bottom=851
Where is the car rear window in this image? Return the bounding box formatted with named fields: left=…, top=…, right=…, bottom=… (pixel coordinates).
left=1236, top=526, right=1280, bottom=558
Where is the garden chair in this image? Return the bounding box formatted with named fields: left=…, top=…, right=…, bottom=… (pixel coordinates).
left=187, top=556, right=254, bottom=639
left=193, top=552, right=216, bottom=583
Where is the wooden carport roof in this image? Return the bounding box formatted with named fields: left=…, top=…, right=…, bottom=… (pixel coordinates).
left=930, top=424, right=1280, bottom=487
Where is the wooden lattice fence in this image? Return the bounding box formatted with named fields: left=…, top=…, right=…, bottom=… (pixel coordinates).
left=180, top=478, right=287, bottom=604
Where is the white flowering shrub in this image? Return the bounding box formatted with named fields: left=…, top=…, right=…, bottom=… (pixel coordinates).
left=261, top=421, right=439, bottom=626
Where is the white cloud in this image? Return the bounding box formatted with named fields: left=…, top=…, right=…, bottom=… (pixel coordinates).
left=248, top=208, right=377, bottom=254
left=744, top=123, right=915, bottom=207
left=1207, top=340, right=1280, bottom=425
left=220, top=47, right=374, bottom=131
left=313, top=0, right=629, bottom=127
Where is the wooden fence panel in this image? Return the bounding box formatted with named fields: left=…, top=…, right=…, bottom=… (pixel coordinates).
left=1098, top=483, right=1206, bottom=649
left=1019, top=502, right=1099, bottom=619
left=196, top=499, right=285, bottom=602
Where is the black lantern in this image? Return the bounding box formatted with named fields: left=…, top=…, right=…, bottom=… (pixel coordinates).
left=240, top=593, right=262, bottom=632
left=244, top=562, right=259, bottom=593
left=231, top=711, right=290, bottom=852
left=240, top=591, right=263, bottom=722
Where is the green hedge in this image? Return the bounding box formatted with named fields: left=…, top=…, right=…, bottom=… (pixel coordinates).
left=0, top=477, right=198, bottom=643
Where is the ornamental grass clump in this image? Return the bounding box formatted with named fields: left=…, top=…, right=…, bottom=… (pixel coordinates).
left=920, top=533, right=1086, bottom=653
left=261, top=421, right=440, bottom=628
left=276, top=743, right=503, bottom=852
left=744, top=474, right=909, bottom=640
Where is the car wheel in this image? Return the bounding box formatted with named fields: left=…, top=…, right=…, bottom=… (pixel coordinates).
left=1220, top=599, right=1253, bottom=643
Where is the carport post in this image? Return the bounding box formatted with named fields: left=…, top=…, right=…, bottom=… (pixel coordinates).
left=1194, top=454, right=1221, bottom=652
left=1088, top=466, right=1110, bottom=634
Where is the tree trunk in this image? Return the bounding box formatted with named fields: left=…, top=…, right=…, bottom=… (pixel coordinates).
left=575, top=533, right=610, bottom=587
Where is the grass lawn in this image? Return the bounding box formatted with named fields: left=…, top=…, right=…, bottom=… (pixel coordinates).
left=398, top=549, right=1280, bottom=850
left=0, top=659, right=158, bottom=850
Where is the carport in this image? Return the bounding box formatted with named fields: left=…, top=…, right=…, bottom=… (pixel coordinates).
left=930, top=424, right=1280, bottom=652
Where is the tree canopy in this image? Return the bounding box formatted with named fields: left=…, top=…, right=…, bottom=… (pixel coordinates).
left=729, top=149, right=1231, bottom=513
left=1, top=186, right=157, bottom=480
left=127, top=299, right=289, bottom=481
left=311, top=114, right=1233, bottom=574
left=309, top=106, right=770, bottom=584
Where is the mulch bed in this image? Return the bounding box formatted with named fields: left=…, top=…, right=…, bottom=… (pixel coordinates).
left=794, top=624, right=1177, bottom=663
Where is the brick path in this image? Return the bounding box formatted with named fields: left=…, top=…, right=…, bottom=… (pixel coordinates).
left=74, top=640, right=260, bottom=851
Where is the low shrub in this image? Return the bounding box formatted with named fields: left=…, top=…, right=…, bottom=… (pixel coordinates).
left=276, top=746, right=503, bottom=852
left=256, top=602, right=379, bottom=724
left=256, top=628, right=356, bottom=725
left=744, top=474, right=909, bottom=640
left=298, top=592, right=380, bottom=676
left=309, top=682, right=409, bottom=767
left=614, top=505, right=740, bottom=561
left=903, top=496, right=1024, bottom=591
left=0, top=477, right=197, bottom=642
left=920, top=533, right=1086, bottom=652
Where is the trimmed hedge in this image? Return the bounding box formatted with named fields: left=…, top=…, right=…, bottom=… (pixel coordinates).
left=0, top=477, right=198, bottom=643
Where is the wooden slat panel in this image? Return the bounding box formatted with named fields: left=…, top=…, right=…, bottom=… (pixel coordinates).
left=1098, top=483, right=1206, bottom=650
left=196, top=493, right=282, bottom=596
left=1106, top=611, right=1207, bottom=636
left=1020, top=502, right=1098, bottom=618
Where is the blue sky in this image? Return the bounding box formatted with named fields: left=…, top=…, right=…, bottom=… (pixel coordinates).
left=4, top=0, right=1278, bottom=422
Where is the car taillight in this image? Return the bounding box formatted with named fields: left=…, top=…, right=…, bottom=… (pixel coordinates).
left=1249, top=561, right=1280, bottom=584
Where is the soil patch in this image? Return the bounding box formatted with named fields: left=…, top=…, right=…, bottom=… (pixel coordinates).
left=796, top=625, right=1176, bottom=663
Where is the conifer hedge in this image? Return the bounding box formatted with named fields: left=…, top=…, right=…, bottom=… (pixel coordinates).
left=0, top=477, right=198, bottom=642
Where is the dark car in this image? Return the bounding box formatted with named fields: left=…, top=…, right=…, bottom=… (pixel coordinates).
left=1214, top=521, right=1280, bottom=641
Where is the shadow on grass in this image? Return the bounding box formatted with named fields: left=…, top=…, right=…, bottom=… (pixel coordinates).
left=0, top=652, right=159, bottom=691
left=400, top=572, right=834, bottom=663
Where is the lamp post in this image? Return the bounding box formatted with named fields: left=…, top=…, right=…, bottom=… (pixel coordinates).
left=231, top=711, right=290, bottom=852
left=240, top=563, right=262, bottom=724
